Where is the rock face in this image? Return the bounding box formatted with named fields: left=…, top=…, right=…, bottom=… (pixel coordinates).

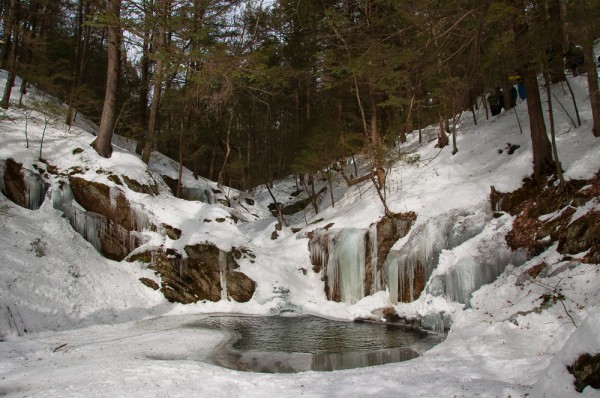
left=135, top=243, right=255, bottom=304
left=0, top=152, right=256, bottom=304
left=0, top=159, right=146, bottom=260
left=69, top=176, right=148, bottom=232
left=56, top=177, right=149, bottom=261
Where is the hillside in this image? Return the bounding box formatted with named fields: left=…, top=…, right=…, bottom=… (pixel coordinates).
left=1, top=67, right=600, bottom=397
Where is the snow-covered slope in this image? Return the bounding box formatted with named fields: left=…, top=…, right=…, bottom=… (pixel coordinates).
left=1, top=65, right=600, bottom=397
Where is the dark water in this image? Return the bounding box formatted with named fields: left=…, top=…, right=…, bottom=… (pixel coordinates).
left=189, top=315, right=438, bottom=373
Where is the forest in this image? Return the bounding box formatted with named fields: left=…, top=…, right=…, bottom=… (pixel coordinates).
left=1, top=0, right=600, bottom=190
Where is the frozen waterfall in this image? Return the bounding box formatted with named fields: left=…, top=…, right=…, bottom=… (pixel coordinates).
left=384, top=209, right=489, bottom=303
left=427, top=218, right=528, bottom=306
left=308, top=208, right=523, bottom=308
left=309, top=228, right=370, bottom=304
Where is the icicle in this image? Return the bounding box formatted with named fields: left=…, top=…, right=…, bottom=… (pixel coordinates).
left=369, top=225, right=379, bottom=294
left=70, top=206, right=104, bottom=252
left=129, top=203, right=148, bottom=231
left=384, top=254, right=399, bottom=303
left=308, top=230, right=330, bottom=271
left=22, top=170, right=47, bottom=210
left=219, top=250, right=228, bottom=300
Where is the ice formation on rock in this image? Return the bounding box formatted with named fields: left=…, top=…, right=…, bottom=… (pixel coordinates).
left=383, top=209, right=488, bottom=303
left=219, top=249, right=228, bottom=300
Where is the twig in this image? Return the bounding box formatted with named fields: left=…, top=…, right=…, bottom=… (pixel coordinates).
left=53, top=343, right=68, bottom=353
left=551, top=91, right=576, bottom=128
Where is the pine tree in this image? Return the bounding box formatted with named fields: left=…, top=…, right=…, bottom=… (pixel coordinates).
left=94, top=0, right=121, bottom=158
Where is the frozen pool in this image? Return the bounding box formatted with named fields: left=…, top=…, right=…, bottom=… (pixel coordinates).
left=189, top=315, right=441, bottom=373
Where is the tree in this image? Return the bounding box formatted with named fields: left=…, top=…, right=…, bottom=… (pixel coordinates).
left=512, top=0, right=554, bottom=182
left=141, top=0, right=169, bottom=164
left=570, top=0, right=600, bottom=137
left=0, top=0, right=20, bottom=109
left=94, top=0, right=122, bottom=158
left=544, top=0, right=567, bottom=84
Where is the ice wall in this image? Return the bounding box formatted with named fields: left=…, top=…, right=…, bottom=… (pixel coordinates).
left=384, top=209, right=488, bottom=303
left=427, top=219, right=528, bottom=307
left=309, top=228, right=370, bottom=304
left=307, top=208, right=519, bottom=307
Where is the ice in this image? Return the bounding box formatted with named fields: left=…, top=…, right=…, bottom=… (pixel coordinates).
left=219, top=249, right=228, bottom=300
left=369, top=225, right=380, bottom=294
left=384, top=209, right=489, bottom=303
left=430, top=218, right=528, bottom=306
left=0, top=161, right=47, bottom=210
left=52, top=184, right=140, bottom=255
left=24, top=170, right=47, bottom=210
left=129, top=202, right=149, bottom=231
left=109, top=186, right=119, bottom=210
left=308, top=231, right=329, bottom=271
left=325, top=228, right=368, bottom=304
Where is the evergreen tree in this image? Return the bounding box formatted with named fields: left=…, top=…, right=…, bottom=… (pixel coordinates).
left=94, top=0, right=121, bottom=158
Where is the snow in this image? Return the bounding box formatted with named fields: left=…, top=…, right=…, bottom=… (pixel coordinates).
left=1, top=63, right=600, bottom=397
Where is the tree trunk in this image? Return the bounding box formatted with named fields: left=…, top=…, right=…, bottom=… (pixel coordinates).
left=94, top=0, right=121, bottom=158
left=0, top=0, right=18, bottom=70
left=522, top=68, right=554, bottom=181
left=581, top=28, right=600, bottom=137
left=142, top=0, right=168, bottom=164
left=545, top=0, right=566, bottom=84
left=501, top=78, right=513, bottom=111
left=544, top=73, right=565, bottom=187
left=0, top=0, right=19, bottom=110
left=65, top=0, right=85, bottom=126
left=218, top=113, right=234, bottom=188
left=368, top=80, right=380, bottom=148
left=138, top=0, right=152, bottom=137
left=436, top=114, right=449, bottom=148
left=176, top=117, right=184, bottom=198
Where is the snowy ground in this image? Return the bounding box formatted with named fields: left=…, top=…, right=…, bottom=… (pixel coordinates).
left=1, top=66, right=600, bottom=397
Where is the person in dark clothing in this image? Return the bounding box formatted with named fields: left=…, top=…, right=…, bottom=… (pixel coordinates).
left=488, top=87, right=504, bottom=116
left=510, top=86, right=518, bottom=107
left=517, top=77, right=526, bottom=100
left=565, top=43, right=584, bottom=76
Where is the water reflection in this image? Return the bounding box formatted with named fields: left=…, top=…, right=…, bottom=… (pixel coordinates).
left=189, top=315, right=437, bottom=373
